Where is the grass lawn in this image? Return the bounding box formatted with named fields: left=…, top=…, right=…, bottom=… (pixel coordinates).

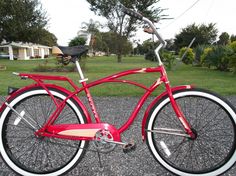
left=0, top=56, right=235, bottom=96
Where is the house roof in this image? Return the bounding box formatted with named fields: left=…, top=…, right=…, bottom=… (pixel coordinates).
left=0, top=41, right=51, bottom=49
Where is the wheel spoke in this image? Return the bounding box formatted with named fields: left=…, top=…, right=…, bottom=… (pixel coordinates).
left=147, top=90, right=236, bottom=175
left=0, top=90, right=87, bottom=175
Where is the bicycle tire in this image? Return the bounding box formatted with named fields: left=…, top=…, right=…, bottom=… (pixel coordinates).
left=146, top=88, right=236, bottom=176
left=0, top=87, right=88, bottom=176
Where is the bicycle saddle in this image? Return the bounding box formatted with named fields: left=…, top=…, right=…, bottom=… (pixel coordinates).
left=52, top=45, right=88, bottom=57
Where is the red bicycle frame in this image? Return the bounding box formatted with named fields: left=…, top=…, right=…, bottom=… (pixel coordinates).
left=0, top=13, right=196, bottom=144
left=9, top=64, right=195, bottom=144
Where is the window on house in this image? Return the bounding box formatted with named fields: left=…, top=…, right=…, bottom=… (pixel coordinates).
left=34, top=49, right=39, bottom=58
left=26, top=48, right=30, bottom=57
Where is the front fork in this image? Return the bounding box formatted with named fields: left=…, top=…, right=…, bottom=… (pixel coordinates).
left=164, top=80, right=196, bottom=139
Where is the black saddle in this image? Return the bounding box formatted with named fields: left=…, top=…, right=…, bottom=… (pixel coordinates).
left=52, top=45, right=88, bottom=57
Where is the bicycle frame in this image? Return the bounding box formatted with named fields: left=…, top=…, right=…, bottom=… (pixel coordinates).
left=0, top=13, right=196, bottom=144
left=4, top=63, right=195, bottom=143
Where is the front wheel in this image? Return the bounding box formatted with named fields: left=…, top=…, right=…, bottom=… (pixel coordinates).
left=0, top=87, right=88, bottom=176
left=146, top=88, right=236, bottom=176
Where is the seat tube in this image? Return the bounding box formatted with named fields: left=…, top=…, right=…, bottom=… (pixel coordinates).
left=82, top=82, right=101, bottom=123
left=76, top=60, right=101, bottom=123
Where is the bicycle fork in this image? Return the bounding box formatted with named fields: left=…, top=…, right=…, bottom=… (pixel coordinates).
left=161, top=66, right=196, bottom=140
left=165, top=83, right=196, bottom=140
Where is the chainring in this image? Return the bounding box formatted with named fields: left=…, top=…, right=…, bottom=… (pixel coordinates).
left=93, top=130, right=117, bottom=153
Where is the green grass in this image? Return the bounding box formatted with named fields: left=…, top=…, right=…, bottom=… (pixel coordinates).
left=0, top=56, right=235, bottom=96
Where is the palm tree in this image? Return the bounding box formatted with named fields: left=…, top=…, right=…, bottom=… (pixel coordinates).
left=81, top=19, right=101, bottom=34
left=80, top=19, right=102, bottom=55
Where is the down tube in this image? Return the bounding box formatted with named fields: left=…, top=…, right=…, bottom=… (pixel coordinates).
left=118, top=82, right=159, bottom=134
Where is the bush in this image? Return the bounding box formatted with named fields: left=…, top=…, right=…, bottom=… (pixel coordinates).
left=229, top=41, right=236, bottom=52
left=201, top=45, right=233, bottom=71
left=194, top=45, right=206, bottom=66
left=201, top=47, right=213, bottom=67
left=161, top=50, right=176, bottom=70
left=33, top=58, right=85, bottom=72
left=229, top=54, right=236, bottom=74
left=179, top=47, right=194, bottom=65
left=229, top=41, right=236, bottom=73
left=34, top=63, right=77, bottom=72
left=145, top=50, right=157, bottom=61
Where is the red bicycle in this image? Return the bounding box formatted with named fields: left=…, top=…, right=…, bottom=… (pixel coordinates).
left=0, top=6, right=236, bottom=176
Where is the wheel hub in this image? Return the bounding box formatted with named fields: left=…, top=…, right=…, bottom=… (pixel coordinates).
left=189, top=128, right=198, bottom=140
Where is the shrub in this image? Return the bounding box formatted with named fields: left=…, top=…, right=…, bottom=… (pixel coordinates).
left=202, top=45, right=233, bottom=71
left=34, top=63, right=77, bottom=72
left=145, top=50, right=157, bottom=61
left=194, top=45, right=206, bottom=66
left=33, top=58, right=85, bottom=72
left=229, top=54, right=236, bottom=74
left=201, top=47, right=213, bottom=67
left=161, top=50, right=176, bottom=70
left=229, top=41, right=236, bottom=52
left=229, top=41, right=236, bottom=73
left=179, top=47, right=194, bottom=65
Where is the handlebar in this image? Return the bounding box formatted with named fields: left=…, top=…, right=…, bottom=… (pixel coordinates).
left=121, top=5, right=166, bottom=47
left=121, top=6, right=143, bottom=20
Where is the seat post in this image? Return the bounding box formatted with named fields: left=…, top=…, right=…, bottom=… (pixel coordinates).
left=75, top=60, right=101, bottom=123
left=75, top=60, right=88, bottom=83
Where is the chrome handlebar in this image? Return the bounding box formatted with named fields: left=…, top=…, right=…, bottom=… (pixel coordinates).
left=121, top=5, right=166, bottom=65
left=121, top=6, right=166, bottom=47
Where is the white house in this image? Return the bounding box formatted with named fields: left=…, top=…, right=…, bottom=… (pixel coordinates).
left=0, top=41, right=51, bottom=60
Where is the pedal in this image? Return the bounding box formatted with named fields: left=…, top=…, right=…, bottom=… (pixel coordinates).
left=123, top=141, right=136, bottom=153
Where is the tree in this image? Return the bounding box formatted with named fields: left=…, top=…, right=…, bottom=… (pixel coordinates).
left=0, top=0, right=48, bottom=44
left=86, top=0, right=165, bottom=62
left=93, top=31, right=133, bottom=55
left=81, top=19, right=101, bottom=35
left=40, top=29, right=57, bottom=46
left=174, top=23, right=218, bottom=51
left=218, top=32, right=230, bottom=45
left=80, top=19, right=102, bottom=54
left=134, top=43, right=145, bottom=55
left=69, top=36, right=86, bottom=47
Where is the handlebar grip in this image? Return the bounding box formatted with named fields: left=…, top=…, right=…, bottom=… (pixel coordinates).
left=122, top=6, right=143, bottom=20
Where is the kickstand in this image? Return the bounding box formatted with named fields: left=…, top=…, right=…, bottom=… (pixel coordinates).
left=96, top=149, right=103, bottom=169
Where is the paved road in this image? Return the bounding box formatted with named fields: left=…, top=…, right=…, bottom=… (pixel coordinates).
left=0, top=96, right=236, bottom=176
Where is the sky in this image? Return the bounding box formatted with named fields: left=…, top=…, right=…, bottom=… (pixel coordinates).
left=40, top=0, right=236, bottom=46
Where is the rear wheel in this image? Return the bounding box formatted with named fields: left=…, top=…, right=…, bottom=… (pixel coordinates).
left=0, top=87, right=88, bottom=176
left=146, top=88, right=236, bottom=176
